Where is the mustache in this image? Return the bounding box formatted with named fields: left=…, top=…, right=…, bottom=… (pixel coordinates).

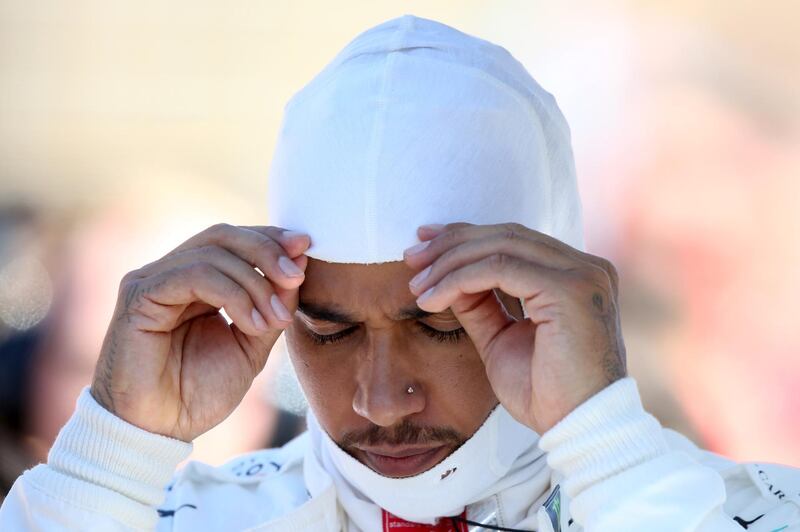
left=337, top=418, right=466, bottom=449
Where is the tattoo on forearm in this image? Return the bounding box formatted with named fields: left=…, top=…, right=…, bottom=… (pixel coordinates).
left=93, top=277, right=166, bottom=414
left=591, top=291, right=627, bottom=384
left=92, top=323, right=119, bottom=414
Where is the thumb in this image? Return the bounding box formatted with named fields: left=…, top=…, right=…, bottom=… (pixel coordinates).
left=450, top=288, right=516, bottom=358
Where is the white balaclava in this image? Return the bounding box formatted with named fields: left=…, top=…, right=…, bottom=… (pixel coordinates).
left=267, top=14, right=584, bottom=263
left=267, top=13, right=584, bottom=528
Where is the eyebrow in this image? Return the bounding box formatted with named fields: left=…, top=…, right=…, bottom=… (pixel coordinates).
left=296, top=300, right=434, bottom=324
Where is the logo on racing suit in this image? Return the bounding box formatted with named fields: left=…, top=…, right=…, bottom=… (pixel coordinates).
left=543, top=484, right=562, bottom=532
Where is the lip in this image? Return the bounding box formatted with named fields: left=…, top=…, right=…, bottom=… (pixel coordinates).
left=353, top=444, right=452, bottom=478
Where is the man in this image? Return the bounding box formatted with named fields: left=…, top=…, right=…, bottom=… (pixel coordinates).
left=2, top=14, right=798, bottom=531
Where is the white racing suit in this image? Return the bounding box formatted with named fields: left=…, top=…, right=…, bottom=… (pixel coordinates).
left=1, top=377, right=798, bottom=531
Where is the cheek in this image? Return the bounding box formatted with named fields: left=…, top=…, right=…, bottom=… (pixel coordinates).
left=284, top=325, right=355, bottom=418
left=421, top=346, right=498, bottom=430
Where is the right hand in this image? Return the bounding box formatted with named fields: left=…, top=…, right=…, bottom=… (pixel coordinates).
left=90, top=223, right=310, bottom=442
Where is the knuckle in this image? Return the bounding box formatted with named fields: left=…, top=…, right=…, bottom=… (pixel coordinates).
left=207, top=222, right=233, bottom=238
left=119, top=269, right=139, bottom=288
left=119, top=277, right=140, bottom=302
left=447, top=222, right=470, bottom=231
left=500, top=227, right=518, bottom=242
left=442, top=227, right=462, bottom=245
left=185, top=261, right=216, bottom=280
left=488, top=252, right=509, bottom=271
left=255, top=236, right=281, bottom=260
left=592, top=259, right=616, bottom=287
left=602, top=258, right=619, bottom=282
left=118, top=272, right=145, bottom=304
left=201, top=269, right=242, bottom=300
left=501, top=221, right=522, bottom=233
left=223, top=281, right=246, bottom=300
left=262, top=226, right=289, bottom=242
left=196, top=244, right=221, bottom=258
left=539, top=240, right=561, bottom=255
left=244, top=267, right=270, bottom=292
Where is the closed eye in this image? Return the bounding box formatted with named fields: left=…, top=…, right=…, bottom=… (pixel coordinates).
left=304, top=323, right=465, bottom=346
left=415, top=322, right=465, bottom=343
left=306, top=326, right=357, bottom=346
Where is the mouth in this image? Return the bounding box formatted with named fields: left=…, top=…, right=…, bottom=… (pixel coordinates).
left=352, top=444, right=453, bottom=478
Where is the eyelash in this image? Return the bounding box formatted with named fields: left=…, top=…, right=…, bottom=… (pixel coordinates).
left=306, top=323, right=465, bottom=346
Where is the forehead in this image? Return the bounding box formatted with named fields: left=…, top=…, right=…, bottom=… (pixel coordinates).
left=298, top=257, right=421, bottom=320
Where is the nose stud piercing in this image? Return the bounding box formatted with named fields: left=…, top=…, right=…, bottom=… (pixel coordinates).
left=406, top=385, right=415, bottom=394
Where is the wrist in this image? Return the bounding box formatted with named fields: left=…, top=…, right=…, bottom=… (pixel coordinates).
left=538, top=377, right=668, bottom=498
left=532, top=373, right=619, bottom=434
left=27, top=386, right=193, bottom=527
left=89, top=381, right=117, bottom=416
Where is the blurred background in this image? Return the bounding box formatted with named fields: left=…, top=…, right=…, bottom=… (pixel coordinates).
left=1, top=0, right=798, bottom=499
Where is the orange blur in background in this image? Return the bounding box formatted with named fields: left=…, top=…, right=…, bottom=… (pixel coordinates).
left=1, top=1, right=798, bottom=498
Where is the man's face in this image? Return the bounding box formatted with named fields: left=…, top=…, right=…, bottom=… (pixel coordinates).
left=284, top=257, right=510, bottom=478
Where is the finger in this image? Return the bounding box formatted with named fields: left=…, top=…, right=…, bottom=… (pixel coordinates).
left=413, top=255, right=570, bottom=363
left=448, top=289, right=518, bottom=356
left=418, top=221, right=579, bottom=258
left=407, top=232, right=576, bottom=297
left=165, top=224, right=308, bottom=291
left=131, top=245, right=293, bottom=329
left=125, top=262, right=272, bottom=337
left=406, top=222, right=573, bottom=270
left=173, top=301, right=219, bottom=327
left=241, top=226, right=312, bottom=258
left=292, top=254, right=308, bottom=272
left=414, top=222, right=471, bottom=244
left=258, top=252, right=306, bottom=320
left=415, top=254, right=566, bottom=315
left=408, top=221, right=618, bottom=299
left=172, top=224, right=309, bottom=257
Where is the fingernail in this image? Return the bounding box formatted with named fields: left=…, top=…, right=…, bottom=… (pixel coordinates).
left=419, top=224, right=446, bottom=233
left=282, top=230, right=309, bottom=240
left=252, top=308, right=269, bottom=331
left=416, top=285, right=436, bottom=305
left=282, top=230, right=311, bottom=249
left=271, top=294, right=292, bottom=321
left=405, top=240, right=430, bottom=256
left=279, top=255, right=304, bottom=277
left=409, top=265, right=431, bottom=289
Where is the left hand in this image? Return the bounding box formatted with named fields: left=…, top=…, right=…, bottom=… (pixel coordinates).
left=403, top=222, right=627, bottom=434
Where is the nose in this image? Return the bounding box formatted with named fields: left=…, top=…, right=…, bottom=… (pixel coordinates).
left=352, top=332, right=426, bottom=427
